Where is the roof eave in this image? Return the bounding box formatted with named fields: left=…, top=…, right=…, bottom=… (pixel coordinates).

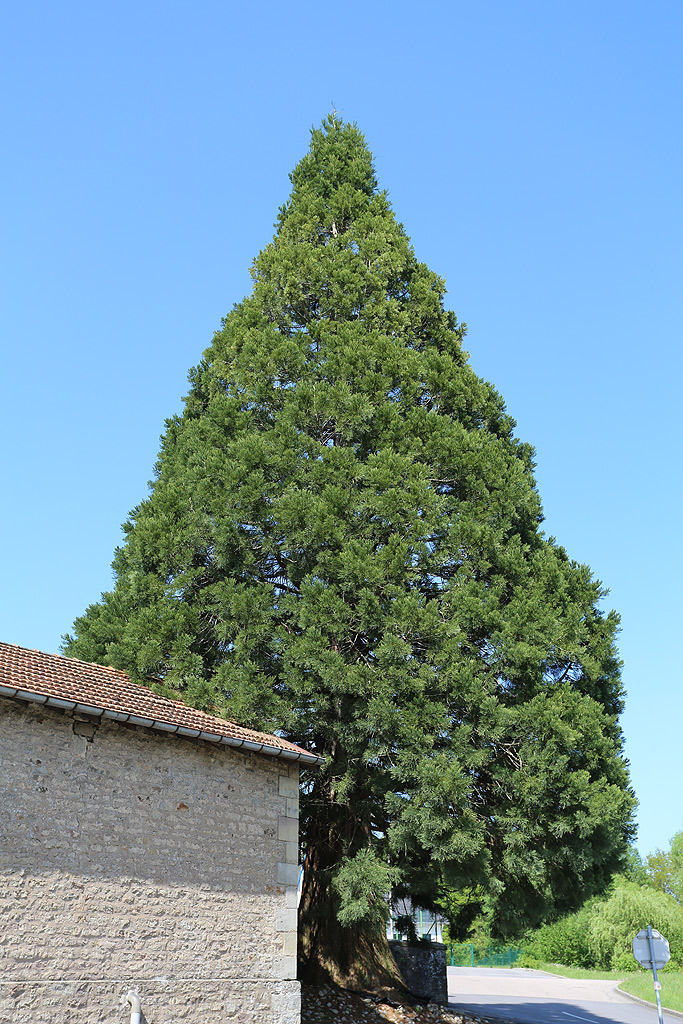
left=0, top=684, right=326, bottom=766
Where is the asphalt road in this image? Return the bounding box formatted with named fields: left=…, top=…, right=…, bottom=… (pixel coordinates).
left=446, top=966, right=676, bottom=1024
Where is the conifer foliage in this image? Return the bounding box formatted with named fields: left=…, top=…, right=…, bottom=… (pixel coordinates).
left=65, top=117, right=635, bottom=985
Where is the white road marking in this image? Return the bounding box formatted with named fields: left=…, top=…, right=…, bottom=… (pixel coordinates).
left=562, top=1013, right=600, bottom=1023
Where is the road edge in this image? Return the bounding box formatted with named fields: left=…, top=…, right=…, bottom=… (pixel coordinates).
left=617, top=984, right=683, bottom=1021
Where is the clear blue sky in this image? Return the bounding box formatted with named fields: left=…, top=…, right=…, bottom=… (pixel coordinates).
left=2, top=1, right=680, bottom=858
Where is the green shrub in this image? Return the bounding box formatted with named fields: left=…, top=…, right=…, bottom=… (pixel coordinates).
left=590, top=878, right=683, bottom=970
left=522, top=903, right=595, bottom=968
left=522, top=878, right=683, bottom=970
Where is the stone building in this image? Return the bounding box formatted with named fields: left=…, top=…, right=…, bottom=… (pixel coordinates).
left=0, top=641, right=323, bottom=1024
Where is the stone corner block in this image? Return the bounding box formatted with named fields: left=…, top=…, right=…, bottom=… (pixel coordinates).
left=274, top=955, right=298, bottom=980
left=278, top=774, right=299, bottom=798
left=277, top=861, right=300, bottom=886
left=286, top=797, right=299, bottom=819
left=276, top=907, right=298, bottom=933
left=271, top=982, right=301, bottom=1023
left=271, top=982, right=301, bottom=1007
left=278, top=816, right=298, bottom=843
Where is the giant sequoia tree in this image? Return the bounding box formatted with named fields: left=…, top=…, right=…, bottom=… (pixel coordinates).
left=65, top=117, right=635, bottom=985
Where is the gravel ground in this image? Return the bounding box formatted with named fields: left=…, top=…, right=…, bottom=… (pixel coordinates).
left=302, top=984, right=474, bottom=1024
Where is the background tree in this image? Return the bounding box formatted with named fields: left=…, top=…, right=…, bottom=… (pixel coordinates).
left=622, top=844, right=650, bottom=887
left=64, top=117, right=635, bottom=986
left=647, top=830, right=683, bottom=904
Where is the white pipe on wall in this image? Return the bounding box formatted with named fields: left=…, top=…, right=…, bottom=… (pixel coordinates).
left=126, top=990, right=141, bottom=1024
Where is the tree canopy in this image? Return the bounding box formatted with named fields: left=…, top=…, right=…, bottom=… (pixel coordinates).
left=646, top=829, right=683, bottom=904
left=64, top=116, right=635, bottom=985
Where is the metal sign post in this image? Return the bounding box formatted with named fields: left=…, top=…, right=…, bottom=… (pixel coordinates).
left=632, top=926, right=670, bottom=1024
left=648, top=926, right=665, bottom=1024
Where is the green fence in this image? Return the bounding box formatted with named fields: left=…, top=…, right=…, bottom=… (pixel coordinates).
left=449, top=943, right=523, bottom=967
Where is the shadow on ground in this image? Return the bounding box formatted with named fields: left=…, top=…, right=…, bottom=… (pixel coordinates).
left=446, top=998, right=672, bottom=1024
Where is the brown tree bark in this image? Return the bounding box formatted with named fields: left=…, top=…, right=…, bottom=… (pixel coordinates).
left=298, top=829, right=405, bottom=991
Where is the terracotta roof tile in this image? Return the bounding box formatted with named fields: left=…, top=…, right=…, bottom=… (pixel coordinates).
left=0, top=641, right=323, bottom=765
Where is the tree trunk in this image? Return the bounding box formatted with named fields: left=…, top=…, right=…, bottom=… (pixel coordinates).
left=297, top=822, right=404, bottom=991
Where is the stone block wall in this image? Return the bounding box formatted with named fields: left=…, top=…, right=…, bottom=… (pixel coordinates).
left=389, top=941, right=447, bottom=1005
left=0, top=695, right=302, bottom=1023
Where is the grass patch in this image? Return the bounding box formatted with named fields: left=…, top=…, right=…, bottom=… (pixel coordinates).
left=517, top=957, right=683, bottom=1010
left=620, top=970, right=683, bottom=1013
